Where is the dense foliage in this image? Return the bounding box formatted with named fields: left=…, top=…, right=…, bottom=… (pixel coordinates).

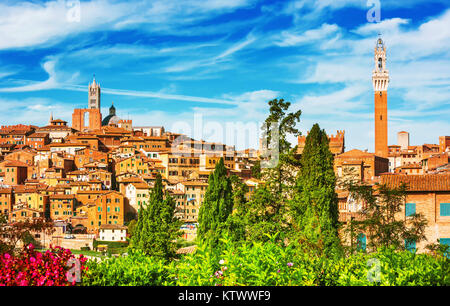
left=197, top=158, right=233, bottom=250
left=83, top=249, right=169, bottom=286
left=0, top=244, right=87, bottom=286
left=130, top=173, right=182, bottom=259
left=82, top=236, right=449, bottom=286
left=233, top=98, right=301, bottom=243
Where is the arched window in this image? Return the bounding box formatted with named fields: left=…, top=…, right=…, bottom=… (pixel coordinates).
left=378, top=58, right=383, bottom=71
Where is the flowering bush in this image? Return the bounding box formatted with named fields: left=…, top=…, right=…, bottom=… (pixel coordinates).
left=0, top=244, right=87, bottom=286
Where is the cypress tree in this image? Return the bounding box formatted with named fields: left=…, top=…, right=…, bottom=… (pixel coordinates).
left=130, top=173, right=181, bottom=259
left=197, top=158, right=233, bottom=249
left=291, top=123, right=341, bottom=256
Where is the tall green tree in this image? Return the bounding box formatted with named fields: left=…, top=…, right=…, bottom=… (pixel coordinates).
left=130, top=174, right=182, bottom=259
left=260, top=98, right=302, bottom=198
left=262, top=98, right=302, bottom=155
left=197, top=158, right=233, bottom=249
left=343, top=182, right=428, bottom=253
left=291, top=123, right=341, bottom=256
left=237, top=98, right=301, bottom=243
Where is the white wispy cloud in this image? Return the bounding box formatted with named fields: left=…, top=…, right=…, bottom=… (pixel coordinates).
left=275, top=23, right=339, bottom=47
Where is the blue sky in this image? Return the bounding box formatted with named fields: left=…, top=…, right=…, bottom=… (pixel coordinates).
left=0, top=0, right=449, bottom=150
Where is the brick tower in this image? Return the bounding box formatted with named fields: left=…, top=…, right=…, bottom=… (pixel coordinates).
left=72, top=76, right=102, bottom=132
left=372, top=37, right=389, bottom=158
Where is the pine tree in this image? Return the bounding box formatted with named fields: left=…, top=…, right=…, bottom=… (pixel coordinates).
left=291, top=123, right=341, bottom=256
left=197, top=158, right=233, bottom=249
left=130, top=174, right=182, bottom=259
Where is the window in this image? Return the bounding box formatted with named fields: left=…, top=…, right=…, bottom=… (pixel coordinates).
left=440, top=203, right=450, bottom=217
left=357, top=233, right=366, bottom=252
left=405, top=239, right=416, bottom=252
left=405, top=203, right=416, bottom=217
left=440, top=238, right=450, bottom=258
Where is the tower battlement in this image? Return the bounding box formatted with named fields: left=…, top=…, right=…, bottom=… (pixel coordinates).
left=297, top=130, right=345, bottom=155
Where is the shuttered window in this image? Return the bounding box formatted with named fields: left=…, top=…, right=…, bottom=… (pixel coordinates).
left=405, top=239, right=416, bottom=252
left=440, top=238, right=450, bottom=258
left=405, top=203, right=416, bottom=217
left=357, top=233, right=366, bottom=252
left=440, top=203, right=450, bottom=216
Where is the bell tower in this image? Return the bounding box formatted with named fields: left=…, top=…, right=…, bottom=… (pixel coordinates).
left=372, top=37, right=389, bottom=158
left=88, top=75, right=101, bottom=109
left=72, top=75, right=102, bottom=132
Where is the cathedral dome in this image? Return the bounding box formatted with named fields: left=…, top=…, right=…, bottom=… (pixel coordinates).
left=102, top=102, right=121, bottom=126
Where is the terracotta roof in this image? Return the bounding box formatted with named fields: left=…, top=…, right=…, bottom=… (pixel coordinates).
left=28, top=132, right=49, bottom=138
left=118, top=177, right=145, bottom=183
left=50, top=194, right=76, bottom=199
left=99, top=224, right=127, bottom=230
left=67, top=170, right=89, bottom=175
left=76, top=190, right=108, bottom=194
left=12, top=185, right=38, bottom=193
left=69, top=181, right=90, bottom=186
left=180, top=180, right=208, bottom=186
left=129, top=182, right=149, bottom=189
left=3, top=160, right=29, bottom=167
left=169, top=189, right=185, bottom=195
left=400, top=163, right=422, bottom=169
left=381, top=174, right=450, bottom=191
left=337, top=149, right=375, bottom=158
left=49, top=143, right=87, bottom=147
left=0, top=188, right=12, bottom=194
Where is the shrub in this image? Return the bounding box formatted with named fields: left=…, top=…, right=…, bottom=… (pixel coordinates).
left=82, top=237, right=449, bottom=286
left=82, top=249, right=172, bottom=286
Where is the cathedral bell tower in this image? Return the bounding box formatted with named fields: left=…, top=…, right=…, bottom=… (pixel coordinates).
left=88, top=76, right=101, bottom=109
left=372, top=37, right=389, bottom=158
left=72, top=75, right=102, bottom=132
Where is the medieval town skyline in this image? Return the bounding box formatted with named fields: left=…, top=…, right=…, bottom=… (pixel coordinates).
left=0, top=0, right=449, bottom=151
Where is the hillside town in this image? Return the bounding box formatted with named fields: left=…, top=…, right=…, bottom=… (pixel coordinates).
left=0, top=38, right=449, bottom=253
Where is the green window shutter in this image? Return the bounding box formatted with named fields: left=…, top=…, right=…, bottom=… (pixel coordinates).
left=357, top=233, right=366, bottom=252
left=440, top=203, right=450, bottom=216
left=405, top=203, right=416, bottom=216
left=405, top=239, right=416, bottom=252
left=440, top=238, right=450, bottom=258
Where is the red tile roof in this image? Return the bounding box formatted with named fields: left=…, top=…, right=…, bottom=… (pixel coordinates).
left=381, top=174, right=450, bottom=191
left=3, top=160, right=29, bottom=167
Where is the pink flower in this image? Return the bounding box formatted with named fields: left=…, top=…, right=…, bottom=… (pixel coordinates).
left=287, top=262, right=293, bottom=267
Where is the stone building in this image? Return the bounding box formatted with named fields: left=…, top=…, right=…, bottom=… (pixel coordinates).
left=334, top=149, right=389, bottom=183
left=381, top=174, right=450, bottom=252
left=297, top=130, right=345, bottom=155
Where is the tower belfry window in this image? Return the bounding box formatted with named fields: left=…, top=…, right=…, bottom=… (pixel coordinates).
left=378, top=58, right=382, bottom=70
